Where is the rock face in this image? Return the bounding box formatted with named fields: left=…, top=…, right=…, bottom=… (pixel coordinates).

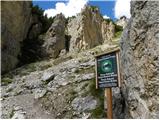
left=1, top=1, right=32, bottom=73
left=101, top=20, right=115, bottom=43
left=42, top=14, right=66, bottom=58
left=67, top=6, right=115, bottom=52
left=120, top=1, right=159, bottom=119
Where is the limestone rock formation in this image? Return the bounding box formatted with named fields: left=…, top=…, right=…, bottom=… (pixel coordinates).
left=67, top=6, right=115, bottom=52
left=101, top=20, right=115, bottom=43
left=42, top=13, right=66, bottom=58
left=116, top=16, right=128, bottom=29
left=120, top=1, right=159, bottom=119
left=1, top=1, right=32, bottom=73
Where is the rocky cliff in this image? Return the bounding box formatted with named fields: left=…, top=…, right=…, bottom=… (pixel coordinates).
left=42, top=6, right=116, bottom=58
left=67, top=6, right=115, bottom=52
left=42, top=14, right=66, bottom=58
left=18, top=5, right=53, bottom=65
left=1, top=1, right=32, bottom=73
left=120, top=1, right=159, bottom=119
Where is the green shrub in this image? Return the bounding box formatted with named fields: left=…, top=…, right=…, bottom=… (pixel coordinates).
left=104, top=19, right=113, bottom=24
left=114, top=31, right=122, bottom=39
left=1, top=77, right=12, bottom=85
left=31, top=4, right=54, bottom=33
left=90, top=5, right=99, bottom=11
left=114, top=24, right=123, bottom=33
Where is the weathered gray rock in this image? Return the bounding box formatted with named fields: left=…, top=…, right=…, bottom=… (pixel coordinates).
left=34, top=88, right=47, bottom=99
left=41, top=71, right=55, bottom=83
left=71, top=96, right=97, bottom=111
left=120, top=1, right=159, bottom=119
left=1, top=1, right=32, bottom=73
left=43, top=13, right=66, bottom=58
left=76, top=73, right=94, bottom=82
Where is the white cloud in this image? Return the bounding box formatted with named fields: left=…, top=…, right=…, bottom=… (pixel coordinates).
left=103, top=15, right=110, bottom=19
left=44, top=0, right=88, bottom=18
left=114, top=0, right=131, bottom=19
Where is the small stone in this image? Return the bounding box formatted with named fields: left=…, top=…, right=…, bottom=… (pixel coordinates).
left=57, top=113, right=61, bottom=116
left=14, top=106, right=23, bottom=111
left=41, top=72, right=55, bottom=83
left=34, top=89, right=47, bottom=99
left=71, top=68, right=77, bottom=73
left=11, top=111, right=26, bottom=119
left=82, top=112, right=91, bottom=119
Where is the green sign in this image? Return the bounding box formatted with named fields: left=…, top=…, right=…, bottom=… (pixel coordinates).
left=96, top=51, right=120, bottom=88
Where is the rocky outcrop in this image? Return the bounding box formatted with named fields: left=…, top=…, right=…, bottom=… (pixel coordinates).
left=67, top=6, right=115, bottom=52
left=1, top=1, right=32, bottom=73
left=120, top=1, right=159, bottom=119
left=101, top=20, right=115, bottom=43
left=42, top=14, right=66, bottom=58
left=116, top=16, right=128, bottom=29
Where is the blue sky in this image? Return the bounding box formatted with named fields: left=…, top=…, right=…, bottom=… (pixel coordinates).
left=32, top=0, right=130, bottom=21
left=88, top=1, right=115, bottom=20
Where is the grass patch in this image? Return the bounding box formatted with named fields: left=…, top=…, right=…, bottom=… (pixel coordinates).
left=1, top=77, right=12, bottom=85
left=40, top=63, right=53, bottom=70
left=75, top=67, right=94, bottom=74
left=2, top=73, right=14, bottom=79
left=9, top=110, right=14, bottom=118
left=10, top=63, right=37, bottom=76
left=69, top=89, right=77, bottom=99
left=69, top=90, right=77, bottom=96
left=52, top=56, right=73, bottom=66
left=114, top=31, right=122, bottom=39
left=91, top=106, right=105, bottom=118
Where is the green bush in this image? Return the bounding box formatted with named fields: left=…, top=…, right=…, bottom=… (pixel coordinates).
left=115, top=24, right=123, bottom=33
left=1, top=77, right=12, bottom=85
left=115, top=31, right=122, bottom=39
left=90, top=5, right=99, bottom=11
left=31, top=4, right=54, bottom=33
left=104, top=18, right=113, bottom=24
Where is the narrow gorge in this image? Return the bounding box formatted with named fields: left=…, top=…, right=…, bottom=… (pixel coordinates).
left=1, top=1, right=159, bottom=119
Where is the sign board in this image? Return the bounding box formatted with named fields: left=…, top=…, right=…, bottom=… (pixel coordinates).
left=95, top=49, right=120, bottom=88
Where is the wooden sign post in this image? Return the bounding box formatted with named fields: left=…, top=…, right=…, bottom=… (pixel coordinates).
left=105, top=88, right=112, bottom=119
left=95, top=49, right=120, bottom=119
